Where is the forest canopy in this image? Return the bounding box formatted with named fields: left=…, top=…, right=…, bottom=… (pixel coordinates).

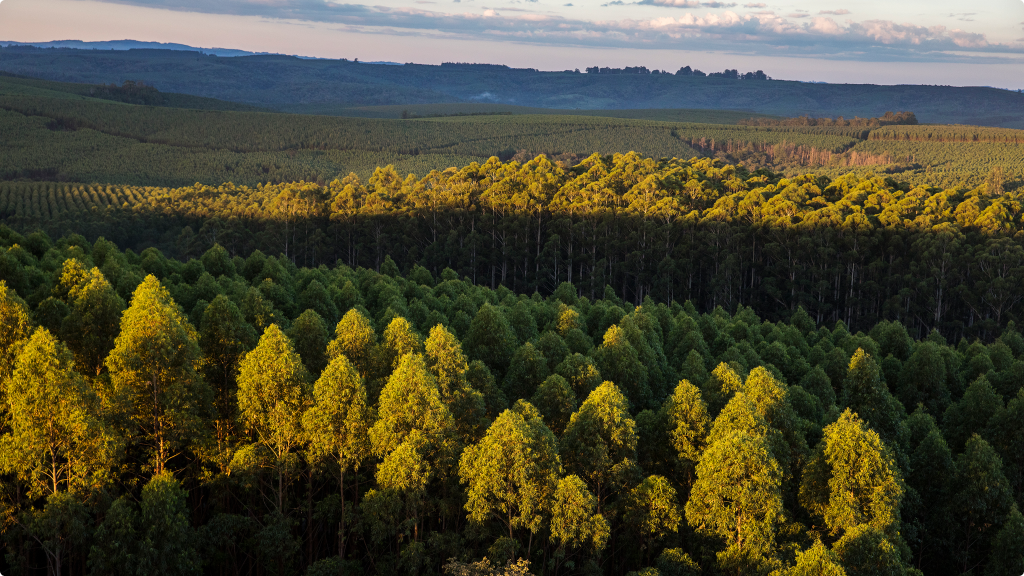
left=2, top=153, right=1023, bottom=342
left=1, top=230, right=1023, bottom=576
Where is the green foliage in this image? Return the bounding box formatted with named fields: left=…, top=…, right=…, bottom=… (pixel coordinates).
left=460, top=403, right=560, bottom=538
left=327, top=307, right=377, bottom=381
left=561, top=382, right=639, bottom=504
left=137, top=472, right=201, bottom=576
left=787, top=540, right=847, bottom=576
left=985, top=504, right=1024, bottom=576
left=504, top=342, right=550, bottom=402
left=663, top=379, right=710, bottom=471
left=942, top=376, right=1003, bottom=453
left=950, top=435, right=1015, bottom=574
left=625, top=475, right=682, bottom=550
left=1, top=328, right=113, bottom=497
left=530, top=375, right=577, bottom=436
left=288, top=309, right=331, bottom=377
left=465, top=304, right=518, bottom=375
left=234, top=324, right=310, bottom=510
left=303, top=353, right=372, bottom=478
left=799, top=410, right=904, bottom=538
left=105, top=274, right=211, bottom=474
left=832, top=524, right=906, bottom=576
left=594, top=325, right=651, bottom=409
left=686, top=429, right=783, bottom=573
left=841, top=350, right=909, bottom=463
left=1, top=233, right=1023, bottom=576
left=550, top=474, right=609, bottom=552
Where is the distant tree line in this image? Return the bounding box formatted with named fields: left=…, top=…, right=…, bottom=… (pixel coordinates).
left=87, top=80, right=165, bottom=106
left=675, top=67, right=769, bottom=80
left=741, top=111, right=919, bottom=128
left=582, top=66, right=767, bottom=78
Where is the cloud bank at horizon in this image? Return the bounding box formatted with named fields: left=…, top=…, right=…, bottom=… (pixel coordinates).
left=41, top=0, right=1024, bottom=63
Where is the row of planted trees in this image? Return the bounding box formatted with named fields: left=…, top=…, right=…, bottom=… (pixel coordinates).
left=2, top=232, right=1024, bottom=576
left=4, top=154, right=1024, bottom=342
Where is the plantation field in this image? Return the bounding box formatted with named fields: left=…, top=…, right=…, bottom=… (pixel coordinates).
left=288, top=102, right=779, bottom=123
left=0, top=76, right=1022, bottom=189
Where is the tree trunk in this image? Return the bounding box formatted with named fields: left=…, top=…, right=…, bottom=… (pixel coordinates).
left=339, top=468, right=346, bottom=576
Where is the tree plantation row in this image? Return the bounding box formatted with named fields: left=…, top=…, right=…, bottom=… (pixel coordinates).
left=2, top=153, right=1024, bottom=341
left=1, top=232, right=1024, bottom=576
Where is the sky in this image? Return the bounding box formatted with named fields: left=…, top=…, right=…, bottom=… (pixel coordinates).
left=1, top=0, right=1023, bottom=87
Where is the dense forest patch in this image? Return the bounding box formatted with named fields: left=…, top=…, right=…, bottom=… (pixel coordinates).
left=2, top=153, right=1023, bottom=340
left=1, top=229, right=1023, bottom=576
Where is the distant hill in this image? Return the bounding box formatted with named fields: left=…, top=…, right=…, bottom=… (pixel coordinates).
left=1, top=43, right=1023, bottom=127
left=0, top=40, right=263, bottom=57
left=0, top=73, right=263, bottom=112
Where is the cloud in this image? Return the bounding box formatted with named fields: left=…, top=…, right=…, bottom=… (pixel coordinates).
left=635, top=0, right=738, bottom=7
left=743, top=2, right=765, bottom=6
left=76, top=0, right=1020, bottom=62
left=818, top=9, right=848, bottom=15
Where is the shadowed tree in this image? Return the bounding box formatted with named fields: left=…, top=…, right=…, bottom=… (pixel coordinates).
left=625, top=475, right=682, bottom=564
left=465, top=303, right=518, bottom=375
left=942, top=376, right=1003, bottom=453
left=531, top=375, right=577, bottom=436
left=198, top=294, right=257, bottom=473
left=59, top=266, right=125, bottom=376
left=985, top=504, right=1024, bottom=576
left=950, top=434, right=1014, bottom=574
left=288, top=308, right=331, bottom=377
left=663, top=379, right=710, bottom=485
left=832, top=524, right=906, bottom=576
left=503, top=342, right=550, bottom=402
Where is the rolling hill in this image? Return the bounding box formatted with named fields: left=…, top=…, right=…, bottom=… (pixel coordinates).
left=1, top=44, right=1023, bottom=128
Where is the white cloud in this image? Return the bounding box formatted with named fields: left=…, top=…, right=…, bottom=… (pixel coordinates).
left=818, top=9, right=848, bottom=15
left=76, top=0, right=1020, bottom=61
left=636, top=0, right=738, bottom=7
left=810, top=16, right=842, bottom=35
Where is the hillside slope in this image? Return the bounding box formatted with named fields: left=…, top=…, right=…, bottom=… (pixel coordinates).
left=1, top=45, right=1022, bottom=127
